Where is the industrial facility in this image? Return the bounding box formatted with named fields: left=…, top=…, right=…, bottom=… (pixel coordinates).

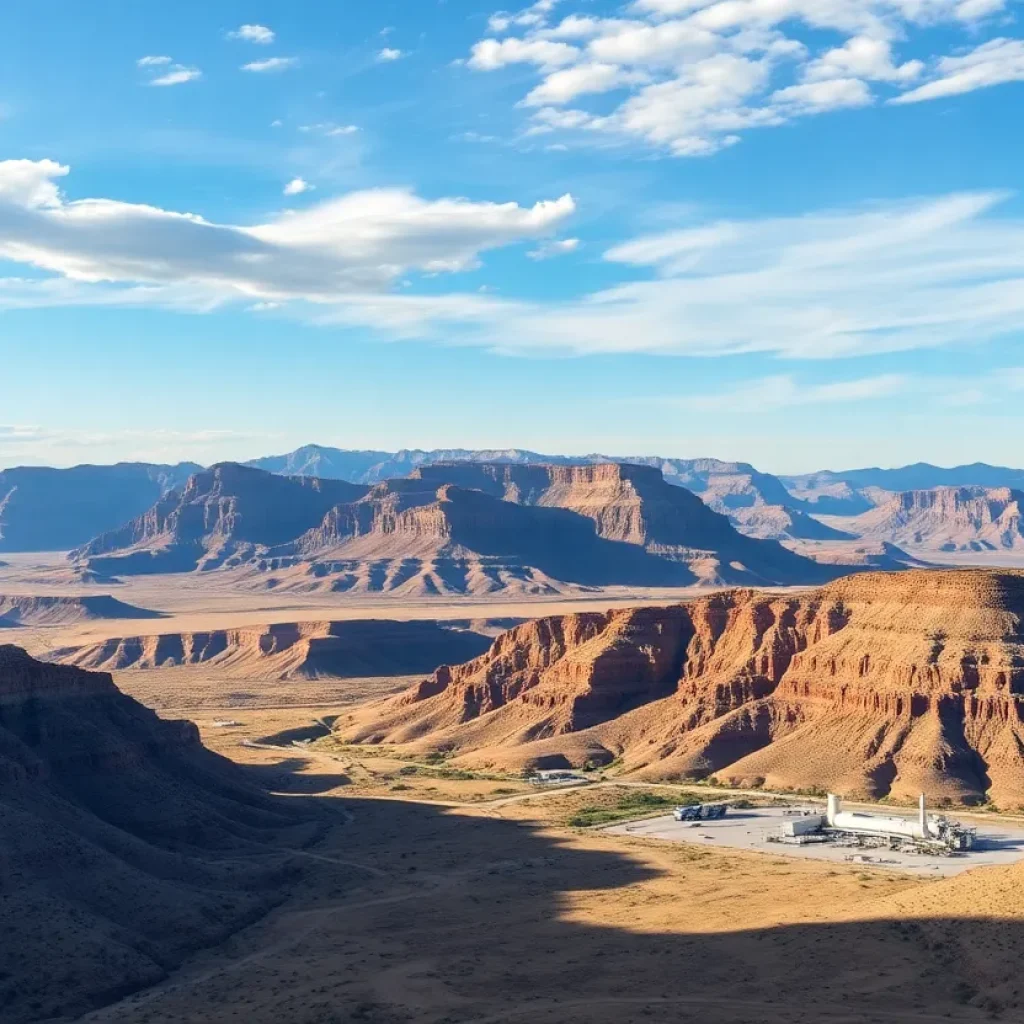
left=772, top=793, right=976, bottom=855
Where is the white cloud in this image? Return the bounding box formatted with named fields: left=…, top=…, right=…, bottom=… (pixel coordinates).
left=469, top=38, right=579, bottom=70
left=0, top=425, right=50, bottom=444
left=299, top=122, right=360, bottom=136
left=680, top=373, right=908, bottom=412
left=804, top=36, right=923, bottom=83
left=468, top=0, right=1011, bottom=155
left=6, top=163, right=1024, bottom=367
left=137, top=57, right=201, bottom=87
left=377, top=47, right=405, bottom=62
left=310, top=190, right=1024, bottom=360
left=228, top=24, right=275, bottom=44
left=891, top=38, right=1024, bottom=104
left=0, top=159, right=575, bottom=305
left=283, top=177, right=314, bottom=196
left=150, top=66, right=203, bottom=87
left=527, top=237, right=580, bottom=259
left=524, top=62, right=649, bottom=105
left=0, top=159, right=69, bottom=207
left=242, top=57, right=298, bottom=73
left=771, top=77, right=874, bottom=112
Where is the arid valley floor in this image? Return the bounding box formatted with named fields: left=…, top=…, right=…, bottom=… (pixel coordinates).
left=7, top=552, right=1024, bottom=1023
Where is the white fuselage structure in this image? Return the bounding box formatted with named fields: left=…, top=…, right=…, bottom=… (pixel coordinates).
left=826, top=793, right=934, bottom=841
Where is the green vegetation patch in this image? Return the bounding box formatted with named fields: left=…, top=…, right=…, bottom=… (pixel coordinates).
left=568, top=789, right=700, bottom=828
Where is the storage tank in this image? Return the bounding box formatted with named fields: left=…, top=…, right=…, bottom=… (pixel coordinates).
left=782, top=814, right=826, bottom=837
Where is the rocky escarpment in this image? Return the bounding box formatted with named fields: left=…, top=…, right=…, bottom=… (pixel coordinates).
left=338, top=569, right=1024, bottom=808
left=0, top=593, right=164, bottom=626
left=73, top=463, right=368, bottom=574
left=49, top=618, right=494, bottom=680
left=0, top=646, right=323, bottom=1023
left=840, top=486, right=1024, bottom=552
left=75, top=461, right=834, bottom=592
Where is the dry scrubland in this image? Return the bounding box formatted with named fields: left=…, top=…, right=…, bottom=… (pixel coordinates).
left=71, top=719, right=1024, bottom=1024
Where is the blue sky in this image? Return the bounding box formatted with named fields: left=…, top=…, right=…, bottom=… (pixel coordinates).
left=1, top=0, right=1023, bottom=473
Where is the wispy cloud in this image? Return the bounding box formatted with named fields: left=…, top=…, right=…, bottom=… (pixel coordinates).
left=527, top=237, right=580, bottom=259
left=298, top=122, right=360, bottom=137
left=137, top=57, right=201, bottom=87
left=677, top=373, right=908, bottom=413
left=4, top=161, right=1024, bottom=364
left=0, top=158, right=575, bottom=305
left=890, top=38, right=1024, bottom=104
left=242, top=57, right=299, bottom=73
left=377, top=48, right=405, bottom=62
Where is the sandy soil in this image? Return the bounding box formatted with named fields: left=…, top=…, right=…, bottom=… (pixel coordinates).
left=69, top=716, right=1024, bottom=1024
left=0, top=551, right=723, bottom=650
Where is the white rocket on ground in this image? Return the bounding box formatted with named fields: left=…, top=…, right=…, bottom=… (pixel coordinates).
left=826, top=792, right=935, bottom=842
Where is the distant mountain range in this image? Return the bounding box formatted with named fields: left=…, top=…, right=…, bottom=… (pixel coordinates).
left=72, top=461, right=834, bottom=593
left=6, top=444, right=1024, bottom=562
left=0, top=462, right=198, bottom=551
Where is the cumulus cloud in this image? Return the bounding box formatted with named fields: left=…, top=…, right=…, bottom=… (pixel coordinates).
left=804, top=36, right=923, bottom=83
left=469, top=38, right=579, bottom=70
left=0, top=159, right=575, bottom=306
left=228, top=24, right=275, bottom=44
left=283, top=177, right=314, bottom=196
left=242, top=57, right=298, bottom=73
left=771, top=77, right=873, bottom=112
left=466, top=0, right=1010, bottom=154
left=377, top=48, right=405, bottom=61
left=523, top=63, right=649, bottom=105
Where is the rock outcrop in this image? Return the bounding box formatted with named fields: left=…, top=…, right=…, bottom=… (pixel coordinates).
left=49, top=619, right=494, bottom=679
left=0, top=594, right=164, bottom=627
left=74, top=463, right=368, bottom=574
left=839, top=486, right=1024, bottom=552
left=74, top=462, right=834, bottom=592
left=0, top=646, right=322, bottom=1023
left=338, top=569, right=1024, bottom=808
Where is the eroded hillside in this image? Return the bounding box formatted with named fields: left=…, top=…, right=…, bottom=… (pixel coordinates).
left=338, top=569, right=1024, bottom=807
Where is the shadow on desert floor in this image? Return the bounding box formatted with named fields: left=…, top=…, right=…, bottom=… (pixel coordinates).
left=71, top=758, right=1024, bottom=1024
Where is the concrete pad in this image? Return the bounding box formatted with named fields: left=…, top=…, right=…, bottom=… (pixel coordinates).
left=605, top=806, right=1024, bottom=877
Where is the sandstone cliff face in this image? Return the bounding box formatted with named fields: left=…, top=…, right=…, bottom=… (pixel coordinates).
left=844, top=486, right=1024, bottom=552
left=0, top=645, right=321, bottom=1023
left=72, top=461, right=835, bottom=590
left=339, top=570, right=1024, bottom=807
left=73, top=463, right=367, bottom=574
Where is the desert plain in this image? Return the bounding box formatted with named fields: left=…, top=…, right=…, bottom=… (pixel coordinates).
left=7, top=550, right=1024, bottom=1024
